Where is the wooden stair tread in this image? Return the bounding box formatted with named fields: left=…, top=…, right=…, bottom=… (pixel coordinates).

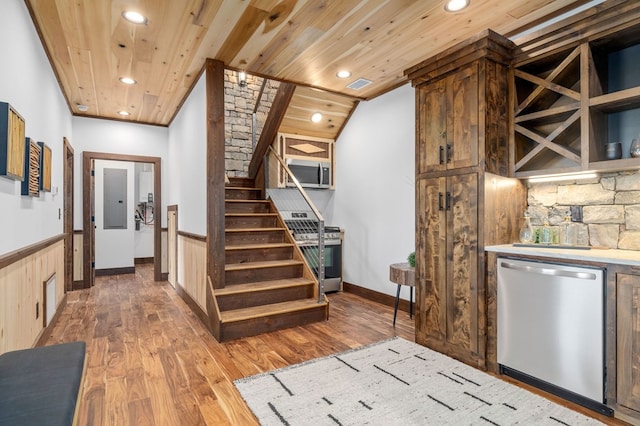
left=220, top=299, right=327, bottom=323
left=215, top=277, right=315, bottom=296
left=225, top=199, right=270, bottom=204
left=225, top=186, right=262, bottom=191
left=225, top=227, right=285, bottom=233
left=225, top=213, right=278, bottom=217
left=226, top=242, right=294, bottom=251
left=225, top=259, right=302, bottom=271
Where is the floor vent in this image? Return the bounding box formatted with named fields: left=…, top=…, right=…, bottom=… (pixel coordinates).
left=45, top=274, right=56, bottom=326
left=346, top=78, right=372, bottom=90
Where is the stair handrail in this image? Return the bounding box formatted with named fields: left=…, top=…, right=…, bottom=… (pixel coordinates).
left=265, top=145, right=326, bottom=303
left=252, top=79, right=268, bottom=149
left=252, top=79, right=279, bottom=150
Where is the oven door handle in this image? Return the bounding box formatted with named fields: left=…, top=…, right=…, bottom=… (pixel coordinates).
left=297, top=240, right=341, bottom=247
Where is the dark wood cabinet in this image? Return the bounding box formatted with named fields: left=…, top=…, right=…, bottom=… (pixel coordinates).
left=417, top=64, right=478, bottom=173
left=615, top=269, right=640, bottom=417
left=417, top=173, right=481, bottom=363
left=509, top=0, right=640, bottom=177
left=407, top=30, right=525, bottom=368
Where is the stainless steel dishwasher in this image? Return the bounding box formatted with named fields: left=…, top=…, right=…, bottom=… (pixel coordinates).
left=497, top=257, right=612, bottom=416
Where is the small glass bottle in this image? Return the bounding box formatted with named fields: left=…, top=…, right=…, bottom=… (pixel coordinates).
left=631, top=138, right=640, bottom=158
left=540, top=219, right=552, bottom=244
left=519, top=211, right=533, bottom=244
left=561, top=210, right=577, bottom=246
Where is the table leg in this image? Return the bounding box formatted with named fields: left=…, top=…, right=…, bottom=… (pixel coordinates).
left=410, top=286, right=413, bottom=319
left=393, top=284, right=401, bottom=327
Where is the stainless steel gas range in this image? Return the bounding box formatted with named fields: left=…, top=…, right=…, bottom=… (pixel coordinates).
left=282, top=211, right=342, bottom=293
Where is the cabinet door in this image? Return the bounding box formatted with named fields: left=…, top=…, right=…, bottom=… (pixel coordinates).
left=417, top=80, right=447, bottom=173
left=448, top=65, right=479, bottom=170
left=416, top=177, right=447, bottom=343
left=617, top=273, right=640, bottom=412
left=416, top=174, right=480, bottom=365
left=446, top=173, right=479, bottom=358
left=417, top=65, right=479, bottom=174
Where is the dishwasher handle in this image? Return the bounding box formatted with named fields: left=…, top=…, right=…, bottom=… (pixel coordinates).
left=499, top=261, right=598, bottom=280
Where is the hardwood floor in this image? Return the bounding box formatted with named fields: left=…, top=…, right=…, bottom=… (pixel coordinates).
left=44, top=265, right=625, bottom=425
left=44, top=265, right=414, bottom=425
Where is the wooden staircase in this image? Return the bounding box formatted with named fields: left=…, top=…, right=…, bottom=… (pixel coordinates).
left=214, top=177, right=329, bottom=341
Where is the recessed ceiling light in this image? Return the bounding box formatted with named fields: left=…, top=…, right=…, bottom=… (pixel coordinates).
left=76, top=104, right=88, bottom=112
left=444, top=0, right=470, bottom=12
left=122, top=11, right=147, bottom=24
left=336, top=70, right=351, bottom=78
left=119, top=77, right=136, bottom=85
left=118, top=110, right=131, bottom=116
left=311, top=112, right=323, bottom=123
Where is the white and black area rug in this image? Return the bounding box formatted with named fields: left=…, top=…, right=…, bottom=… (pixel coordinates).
left=234, top=337, right=603, bottom=425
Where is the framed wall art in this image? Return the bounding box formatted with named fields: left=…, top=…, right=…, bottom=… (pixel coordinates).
left=0, top=102, right=26, bottom=181
left=38, top=141, right=51, bottom=191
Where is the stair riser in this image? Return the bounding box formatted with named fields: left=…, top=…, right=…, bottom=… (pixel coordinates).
left=217, top=285, right=314, bottom=311
left=225, top=216, right=278, bottom=229
left=219, top=305, right=328, bottom=341
left=227, top=178, right=256, bottom=188
left=225, top=202, right=270, bottom=214
left=225, top=231, right=286, bottom=245
left=225, top=246, right=293, bottom=264
left=225, top=264, right=303, bottom=285
left=225, top=189, right=262, bottom=200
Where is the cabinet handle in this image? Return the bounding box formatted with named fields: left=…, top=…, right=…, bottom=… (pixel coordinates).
left=438, top=192, right=444, bottom=211
left=446, top=192, right=451, bottom=210
left=446, top=144, right=452, bottom=163
left=439, top=146, right=444, bottom=165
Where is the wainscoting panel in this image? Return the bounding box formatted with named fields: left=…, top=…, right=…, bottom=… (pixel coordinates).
left=73, top=231, right=83, bottom=282
left=161, top=229, right=168, bottom=274
left=178, top=234, right=207, bottom=310
left=0, top=239, right=64, bottom=354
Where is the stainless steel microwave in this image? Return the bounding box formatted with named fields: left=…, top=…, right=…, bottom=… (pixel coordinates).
left=286, top=158, right=331, bottom=189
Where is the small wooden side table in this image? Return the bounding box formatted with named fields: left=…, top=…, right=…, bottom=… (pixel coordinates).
left=389, top=262, right=415, bottom=327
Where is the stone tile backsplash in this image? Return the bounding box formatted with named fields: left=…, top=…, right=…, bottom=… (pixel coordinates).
left=527, top=170, right=640, bottom=250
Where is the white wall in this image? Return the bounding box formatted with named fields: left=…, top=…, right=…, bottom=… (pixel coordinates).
left=134, top=163, right=155, bottom=258
left=328, top=83, right=415, bottom=300
left=0, top=0, right=72, bottom=255
left=94, top=160, right=135, bottom=269
left=71, top=117, right=169, bottom=230
left=167, top=73, right=207, bottom=235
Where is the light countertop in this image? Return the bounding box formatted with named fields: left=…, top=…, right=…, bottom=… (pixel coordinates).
left=485, top=244, right=640, bottom=267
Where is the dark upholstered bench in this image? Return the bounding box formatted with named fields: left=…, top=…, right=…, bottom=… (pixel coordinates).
left=0, top=341, right=86, bottom=426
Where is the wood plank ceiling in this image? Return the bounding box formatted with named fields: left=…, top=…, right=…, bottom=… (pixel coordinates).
left=24, top=0, right=592, bottom=138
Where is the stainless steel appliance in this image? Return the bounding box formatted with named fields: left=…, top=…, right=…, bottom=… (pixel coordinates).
left=282, top=211, right=342, bottom=292
left=286, top=158, right=331, bottom=189
left=497, top=257, right=612, bottom=416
